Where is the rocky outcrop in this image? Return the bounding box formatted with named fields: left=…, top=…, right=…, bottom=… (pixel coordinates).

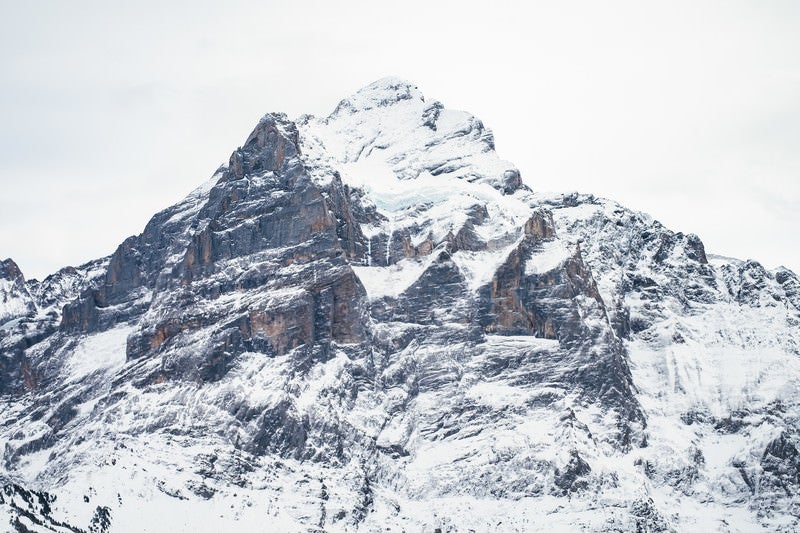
left=0, top=259, right=40, bottom=396
left=86, top=113, right=369, bottom=385
left=0, top=258, right=35, bottom=324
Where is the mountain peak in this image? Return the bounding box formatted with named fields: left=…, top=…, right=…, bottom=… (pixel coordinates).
left=0, top=258, right=24, bottom=282
left=222, top=112, right=302, bottom=182
left=303, top=78, right=523, bottom=193
left=332, top=76, right=425, bottom=115
left=0, top=258, right=35, bottom=324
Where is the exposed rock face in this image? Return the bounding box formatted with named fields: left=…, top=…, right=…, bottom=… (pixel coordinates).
left=1, top=78, right=799, bottom=531
left=0, top=257, right=106, bottom=397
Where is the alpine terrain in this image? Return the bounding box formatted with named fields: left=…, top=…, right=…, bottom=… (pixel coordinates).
left=1, top=78, right=799, bottom=532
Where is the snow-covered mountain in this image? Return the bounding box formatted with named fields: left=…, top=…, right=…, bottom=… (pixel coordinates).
left=1, top=78, right=799, bottom=532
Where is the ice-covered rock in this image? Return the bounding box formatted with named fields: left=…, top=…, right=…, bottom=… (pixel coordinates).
left=1, top=80, right=799, bottom=532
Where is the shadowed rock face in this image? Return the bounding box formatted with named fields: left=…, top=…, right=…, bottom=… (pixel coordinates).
left=0, top=259, right=25, bottom=285
left=60, top=114, right=370, bottom=384
left=2, top=79, right=800, bottom=531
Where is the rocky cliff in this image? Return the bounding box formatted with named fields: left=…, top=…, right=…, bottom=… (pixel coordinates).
left=1, top=78, right=798, bottom=532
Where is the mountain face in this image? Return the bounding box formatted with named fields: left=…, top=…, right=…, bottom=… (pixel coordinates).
left=1, top=78, right=799, bottom=532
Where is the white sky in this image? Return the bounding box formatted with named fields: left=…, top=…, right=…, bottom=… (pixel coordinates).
left=1, top=0, right=798, bottom=280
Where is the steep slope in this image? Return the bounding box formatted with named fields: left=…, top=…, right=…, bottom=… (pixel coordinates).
left=0, top=78, right=798, bottom=532
left=545, top=192, right=800, bottom=528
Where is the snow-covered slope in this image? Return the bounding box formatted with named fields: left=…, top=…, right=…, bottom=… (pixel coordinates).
left=1, top=79, right=799, bottom=532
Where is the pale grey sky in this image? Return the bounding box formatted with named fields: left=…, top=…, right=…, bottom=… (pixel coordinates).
left=1, top=0, right=798, bottom=279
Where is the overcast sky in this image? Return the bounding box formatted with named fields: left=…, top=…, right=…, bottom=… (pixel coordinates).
left=1, top=1, right=798, bottom=279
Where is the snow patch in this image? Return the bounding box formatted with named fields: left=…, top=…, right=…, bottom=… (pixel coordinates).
left=352, top=254, right=438, bottom=300
left=451, top=237, right=524, bottom=293
left=0, top=278, right=33, bottom=323
left=525, top=239, right=575, bottom=275
left=65, top=324, right=135, bottom=382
